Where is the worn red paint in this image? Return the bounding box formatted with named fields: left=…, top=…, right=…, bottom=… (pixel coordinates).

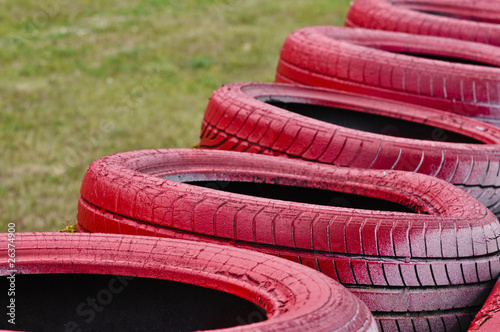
left=469, top=278, right=500, bottom=331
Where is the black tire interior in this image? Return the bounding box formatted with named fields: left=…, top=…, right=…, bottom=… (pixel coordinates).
left=186, top=180, right=419, bottom=213
left=261, top=99, right=483, bottom=144
left=1, top=274, right=266, bottom=332
left=388, top=51, right=498, bottom=68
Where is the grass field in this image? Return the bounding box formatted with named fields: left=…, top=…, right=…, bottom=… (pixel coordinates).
left=1, top=0, right=351, bottom=232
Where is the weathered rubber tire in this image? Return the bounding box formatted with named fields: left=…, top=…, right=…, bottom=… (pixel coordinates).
left=199, top=82, right=500, bottom=217
left=275, top=26, right=500, bottom=126
left=346, top=0, right=500, bottom=44
left=77, top=148, right=500, bottom=331
left=0, top=232, right=377, bottom=332
left=469, top=278, right=500, bottom=331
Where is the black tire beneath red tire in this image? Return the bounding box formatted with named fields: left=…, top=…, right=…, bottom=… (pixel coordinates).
left=77, top=148, right=500, bottom=331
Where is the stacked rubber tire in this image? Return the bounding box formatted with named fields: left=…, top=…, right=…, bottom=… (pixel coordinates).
left=16, top=1, right=500, bottom=331
left=199, top=83, right=500, bottom=217
left=346, top=0, right=500, bottom=45
left=77, top=148, right=500, bottom=331
left=275, top=25, right=500, bottom=126
left=1, top=233, right=376, bottom=331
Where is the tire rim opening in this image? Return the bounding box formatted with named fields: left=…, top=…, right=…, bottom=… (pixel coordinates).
left=389, top=1, right=498, bottom=24
left=407, top=9, right=497, bottom=24
left=260, top=99, right=483, bottom=144
left=418, top=11, right=489, bottom=22
left=386, top=51, right=497, bottom=68
left=181, top=180, right=419, bottom=213
left=3, top=274, right=266, bottom=332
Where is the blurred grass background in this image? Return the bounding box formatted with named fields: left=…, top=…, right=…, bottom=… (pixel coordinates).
left=1, top=0, right=351, bottom=232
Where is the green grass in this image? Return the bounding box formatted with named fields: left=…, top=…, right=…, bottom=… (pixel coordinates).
left=1, top=0, right=351, bottom=232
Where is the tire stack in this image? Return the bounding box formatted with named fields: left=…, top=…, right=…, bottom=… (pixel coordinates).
left=17, top=1, right=500, bottom=331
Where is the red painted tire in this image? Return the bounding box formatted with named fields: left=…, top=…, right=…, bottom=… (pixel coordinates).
left=77, top=148, right=500, bottom=331
left=346, top=0, right=500, bottom=45
left=199, top=82, right=500, bottom=217
left=469, top=278, right=500, bottom=331
left=0, top=232, right=376, bottom=331
left=275, top=26, right=500, bottom=125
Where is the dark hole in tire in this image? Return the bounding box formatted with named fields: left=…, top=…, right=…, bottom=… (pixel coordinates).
left=388, top=1, right=498, bottom=24
left=1, top=274, right=266, bottom=332
left=185, top=180, right=418, bottom=213
left=390, top=51, right=498, bottom=68
left=416, top=10, right=498, bottom=24
left=261, top=99, right=483, bottom=144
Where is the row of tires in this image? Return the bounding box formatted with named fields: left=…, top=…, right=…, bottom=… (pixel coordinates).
left=4, top=1, right=500, bottom=331
left=8, top=146, right=496, bottom=330
left=275, top=2, right=500, bottom=329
